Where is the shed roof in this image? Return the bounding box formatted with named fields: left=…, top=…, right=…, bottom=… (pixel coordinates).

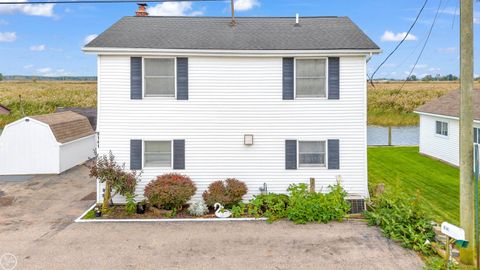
left=55, top=107, right=97, bottom=130
left=30, top=111, right=95, bottom=144
left=84, top=16, right=380, bottom=51
left=415, top=90, right=480, bottom=121
left=0, top=104, right=10, bottom=115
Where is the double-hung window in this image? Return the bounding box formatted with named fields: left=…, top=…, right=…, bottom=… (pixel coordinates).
left=298, top=141, right=326, bottom=167
left=435, top=121, right=448, bottom=136
left=144, top=58, right=175, bottom=97
left=144, top=141, right=171, bottom=167
left=295, top=59, right=327, bottom=98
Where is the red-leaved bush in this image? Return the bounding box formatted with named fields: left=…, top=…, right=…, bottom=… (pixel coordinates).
left=144, top=173, right=196, bottom=210
left=202, top=178, right=248, bottom=207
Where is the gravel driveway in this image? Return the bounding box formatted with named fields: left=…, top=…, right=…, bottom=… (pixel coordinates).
left=0, top=165, right=424, bottom=270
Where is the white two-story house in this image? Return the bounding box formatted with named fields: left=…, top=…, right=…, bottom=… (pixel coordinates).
left=84, top=13, right=380, bottom=212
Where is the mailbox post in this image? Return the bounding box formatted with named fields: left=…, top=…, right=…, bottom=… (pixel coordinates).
left=441, top=222, right=469, bottom=264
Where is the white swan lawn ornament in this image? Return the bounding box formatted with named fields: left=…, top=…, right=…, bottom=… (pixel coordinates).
left=214, top=203, right=232, bottom=218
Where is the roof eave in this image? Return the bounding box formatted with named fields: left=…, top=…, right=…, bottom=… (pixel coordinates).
left=82, top=47, right=382, bottom=56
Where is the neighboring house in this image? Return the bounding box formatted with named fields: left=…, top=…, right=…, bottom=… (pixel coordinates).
left=0, top=111, right=96, bottom=175
left=0, top=104, right=10, bottom=115
left=415, top=90, right=480, bottom=166
left=83, top=12, right=380, bottom=208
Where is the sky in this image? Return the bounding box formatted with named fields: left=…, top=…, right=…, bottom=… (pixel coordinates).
left=0, top=0, right=479, bottom=79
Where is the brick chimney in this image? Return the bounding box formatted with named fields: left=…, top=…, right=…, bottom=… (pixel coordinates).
left=135, top=3, right=148, bottom=17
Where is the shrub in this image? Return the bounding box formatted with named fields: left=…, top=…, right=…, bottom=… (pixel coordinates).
left=202, top=178, right=248, bottom=208
left=125, top=193, right=136, bottom=214
left=286, top=183, right=350, bottom=224
left=364, top=191, right=435, bottom=255
left=230, top=202, right=246, bottom=218
left=247, top=193, right=289, bottom=222
left=89, top=151, right=140, bottom=211
left=188, top=200, right=209, bottom=216
left=144, top=173, right=196, bottom=210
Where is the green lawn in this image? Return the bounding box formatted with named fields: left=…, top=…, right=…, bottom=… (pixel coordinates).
left=368, top=146, right=460, bottom=224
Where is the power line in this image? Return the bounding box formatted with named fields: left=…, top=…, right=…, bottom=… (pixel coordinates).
left=400, top=0, right=443, bottom=90
left=368, top=0, right=428, bottom=86
left=0, top=0, right=225, bottom=4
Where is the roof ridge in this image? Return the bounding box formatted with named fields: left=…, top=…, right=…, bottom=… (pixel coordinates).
left=123, top=16, right=343, bottom=19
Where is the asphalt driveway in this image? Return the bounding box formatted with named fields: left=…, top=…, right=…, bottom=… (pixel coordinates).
left=0, top=165, right=424, bottom=270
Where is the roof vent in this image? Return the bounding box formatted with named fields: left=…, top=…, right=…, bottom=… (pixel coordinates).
left=135, top=3, right=149, bottom=17
left=294, top=13, right=300, bottom=26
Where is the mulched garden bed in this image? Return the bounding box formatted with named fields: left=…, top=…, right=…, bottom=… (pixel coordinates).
left=82, top=204, right=253, bottom=220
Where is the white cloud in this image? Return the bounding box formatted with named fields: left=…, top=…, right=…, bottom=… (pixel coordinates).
left=234, top=0, right=260, bottom=11
left=0, top=0, right=54, bottom=17
left=36, top=67, right=71, bottom=76
left=147, top=2, right=203, bottom=16
left=0, top=32, right=16, bottom=42
left=437, top=47, right=456, bottom=53
left=429, top=67, right=441, bottom=72
left=83, top=34, right=97, bottom=45
left=37, top=67, right=52, bottom=74
left=30, top=44, right=45, bottom=51
left=381, top=31, right=417, bottom=42
left=410, top=64, right=428, bottom=69
left=23, top=64, right=33, bottom=69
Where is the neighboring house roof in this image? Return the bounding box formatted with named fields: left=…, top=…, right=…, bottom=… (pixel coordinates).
left=84, top=16, right=380, bottom=51
left=30, top=111, right=95, bottom=144
left=415, top=90, right=480, bottom=121
left=55, top=107, right=97, bottom=130
left=0, top=104, right=10, bottom=115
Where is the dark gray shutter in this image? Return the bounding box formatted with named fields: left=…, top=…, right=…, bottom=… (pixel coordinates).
left=474, top=128, right=478, bottom=143
left=131, top=57, right=142, bottom=100
left=328, top=139, right=340, bottom=170
left=328, top=57, right=340, bottom=100
left=173, top=140, right=185, bottom=169
left=285, top=140, right=297, bottom=170
left=176, top=58, right=188, bottom=100
left=130, top=139, right=142, bottom=170
left=283, top=58, right=294, bottom=100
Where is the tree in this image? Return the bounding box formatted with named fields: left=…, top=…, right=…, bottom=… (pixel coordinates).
left=0, top=73, right=3, bottom=81
left=422, top=75, right=434, bottom=81
left=406, top=75, right=417, bottom=81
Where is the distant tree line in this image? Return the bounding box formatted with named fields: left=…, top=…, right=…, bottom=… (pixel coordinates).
left=406, top=74, right=460, bottom=81
left=2, top=75, right=96, bottom=81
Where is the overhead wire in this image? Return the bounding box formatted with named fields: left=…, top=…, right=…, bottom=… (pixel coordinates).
left=368, top=0, right=429, bottom=87
left=399, top=0, right=443, bottom=90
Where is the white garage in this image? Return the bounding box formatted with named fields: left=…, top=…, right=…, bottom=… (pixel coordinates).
left=0, top=111, right=96, bottom=175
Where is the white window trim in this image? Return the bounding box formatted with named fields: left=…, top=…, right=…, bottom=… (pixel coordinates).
left=434, top=120, right=449, bottom=138
left=142, top=57, right=177, bottom=99
left=142, top=140, right=173, bottom=169
left=294, top=57, right=329, bottom=99
left=297, top=140, right=328, bottom=169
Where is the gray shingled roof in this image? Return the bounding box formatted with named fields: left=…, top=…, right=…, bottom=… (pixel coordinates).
left=85, top=16, right=379, bottom=51
left=415, top=90, right=480, bottom=121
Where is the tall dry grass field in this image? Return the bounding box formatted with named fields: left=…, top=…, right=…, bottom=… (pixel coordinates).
left=367, top=81, right=480, bottom=126
left=0, top=81, right=96, bottom=128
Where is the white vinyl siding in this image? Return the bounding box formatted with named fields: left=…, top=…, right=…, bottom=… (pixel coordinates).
left=144, top=141, right=171, bottom=167
left=435, top=121, right=448, bottom=136
left=97, top=55, right=368, bottom=202
left=143, top=58, right=175, bottom=97
left=295, top=58, right=327, bottom=98
left=419, top=115, right=460, bottom=166
left=298, top=141, right=326, bottom=167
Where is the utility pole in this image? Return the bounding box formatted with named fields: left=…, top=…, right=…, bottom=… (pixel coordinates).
left=230, top=0, right=236, bottom=26
left=459, top=0, right=475, bottom=265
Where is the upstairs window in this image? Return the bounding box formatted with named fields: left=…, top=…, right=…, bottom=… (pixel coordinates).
left=295, top=59, right=327, bottom=98
left=144, top=58, right=175, bottom=97
left=475, top=128, right=479, bottom=143
left=298, top=141, right=326, bottom=167
left=436, top=121, right=448, bottom=136
left=144, top=141, right=171, bottom=167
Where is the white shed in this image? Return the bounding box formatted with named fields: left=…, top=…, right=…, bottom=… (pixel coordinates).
left=415, top=90, right=480, bottom=167
left=0, top=111, right=96, bottom=175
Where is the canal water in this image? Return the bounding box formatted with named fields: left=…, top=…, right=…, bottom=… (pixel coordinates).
left=367, top=126, right=419, bottom=146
